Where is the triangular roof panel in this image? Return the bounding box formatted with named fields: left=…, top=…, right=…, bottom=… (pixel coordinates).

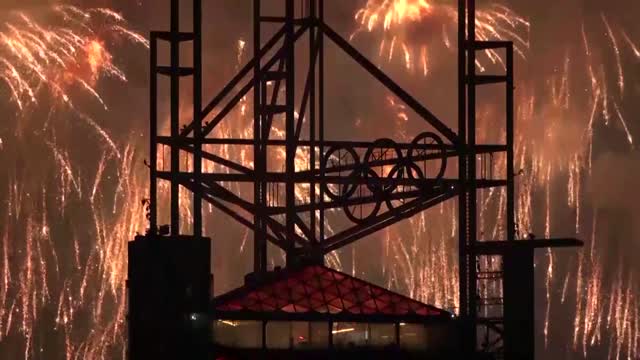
left=214, top=265, right=450, bottom=320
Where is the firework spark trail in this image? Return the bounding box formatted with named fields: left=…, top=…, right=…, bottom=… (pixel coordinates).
left=349, top=0, right=525, bottom=317
left=353, top=0, right=529, bottom=75
left=0, top=4, right=148, bottom=359
left=601, top=14, right=624, bottom=95
left=3, top=1, right=639, bottom=358
left=499, top=18, right=639, bottom=356
left=563, top=13, right=639, bottom=359
left=349, top=1, right=640, bottom=358
left=0, top=5, right=148, bottom=112
left=621, top=30, right=640, bottom=58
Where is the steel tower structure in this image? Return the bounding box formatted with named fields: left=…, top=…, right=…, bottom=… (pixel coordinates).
left=128, top=1, right=582, bottom=359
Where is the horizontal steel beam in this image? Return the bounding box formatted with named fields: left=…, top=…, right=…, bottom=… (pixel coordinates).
left=158, top=137, right=506, bottom=152
left=474, top=238, right=583, bottom=255
left=265, top=188, right=452, bottom=215
left=158, top=171, right=506, bottom=188
left=322, top=191, right=458, bottom=253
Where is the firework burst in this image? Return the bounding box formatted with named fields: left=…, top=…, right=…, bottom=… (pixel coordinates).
left=352, top=0, right=529, bottom=75
left=357, top=1, right=640, bottom=358
left=0, top=5, right=148, bottom=112
left=1, top=1, right=639, bottom=359
left=0, top=4, right=147, bottom=359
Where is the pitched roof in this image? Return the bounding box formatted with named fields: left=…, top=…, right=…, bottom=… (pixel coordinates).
left=214, top=265, right=449, bottom=319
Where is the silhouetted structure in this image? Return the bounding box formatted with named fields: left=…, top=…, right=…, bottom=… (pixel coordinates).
left=128, top=235, right=211, bottom=359
left=212, top=264, right=459, bottom=359
left=127, top=1, right=582, bottom=359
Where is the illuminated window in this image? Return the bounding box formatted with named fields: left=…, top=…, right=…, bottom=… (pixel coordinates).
left=213, top=320, right=262, bottom=348
left=266, top=321, right=289, bottom=349
left=291, top=322, right=310, bottom=349
left=399, top=323, right=427, bottom=350
left=266, top=321, right=328, bottom=349
left=369, top=323, right=396, bottom=346
left=308, top=322, right=329, bottom=348
left=332, top=322, right=367, bottom=348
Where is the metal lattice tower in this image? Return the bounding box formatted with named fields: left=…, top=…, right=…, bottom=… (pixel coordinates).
left=134, top=1, right=582, bottom=359
left=456, top=0, right=516, bottom=354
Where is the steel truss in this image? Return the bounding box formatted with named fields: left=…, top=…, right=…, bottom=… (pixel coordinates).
left=147, top=0, right=580, bottom=358
left=457, top=0, right=515, bottom=355
left=150, top=0, right=508, bottom=262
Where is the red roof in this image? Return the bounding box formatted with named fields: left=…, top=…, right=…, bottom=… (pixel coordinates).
left=214, top=265, right=448, bottom=318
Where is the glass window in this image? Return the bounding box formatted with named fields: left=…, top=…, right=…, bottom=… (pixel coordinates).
left=213, top=320, right=262, bottom=348
left=369, top=323, right=396, bottom=347
left=266, top=321, right=290, bottom=349
left=308, top=322, right=329, bottom=348
left=399, top=323, right=427, bottom=350
left=332, top=322, right=368, bottom=348
left=291, top=322, right=310, bottom=349
left=425, top=322, right=458, bottom=350
left=266, top=322, right=324, bottom=349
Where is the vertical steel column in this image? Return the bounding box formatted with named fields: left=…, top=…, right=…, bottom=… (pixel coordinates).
left=459, top=0, right=480, bottom=352
left=466, top=0, right=479, bottom=350
left=193, top=0, right=203, bottom=238
left=457, top=0, right=468, bottom=332
left=259, top=79, right=268, bottom=270
left=318, top=0, right=325, bottom=244
left=253, top=0, right=267, bottom=272
left=170, top=0, right=180, bottom=236
left=285, top=0, right=296, bottom=262
left=149, top=33, right=158, bottom=235
left=506, top=44, right=515, bottom=242
left=309, top=0, right=317, bottom=243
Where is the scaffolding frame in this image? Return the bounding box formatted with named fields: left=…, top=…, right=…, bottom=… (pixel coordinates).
left=141, top=1, right=582, bottom=358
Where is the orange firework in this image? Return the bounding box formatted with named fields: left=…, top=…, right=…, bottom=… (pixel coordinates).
left=353, top=0, right=529, bottom=75
left=0, top=5, right=148, bottom=111
left=357, top=2, right=639, bottom=358
left=0, top=5, right=148, bottom=360
left=2, top=2, right=638, bottom=359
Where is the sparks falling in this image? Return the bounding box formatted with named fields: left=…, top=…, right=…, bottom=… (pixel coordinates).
left=0, top=4, right=147, bottom=360
left=1, top=1, right=639, bottom=359
left=356, top=1, right=639, bottom=359
left=352, top=0, right=529, bottom=75
left=0, top=5, right=149, bottom=112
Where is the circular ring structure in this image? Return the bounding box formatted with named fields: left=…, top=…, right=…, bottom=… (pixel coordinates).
left=321, top=145, right=360, bottom=201
left=408, top=132, right=447, bottom=182
left=384, top=162, right=424, bottom=214
left=343, top=168, right=382, bottom=224
left=363, top=138, right=403, bottom=195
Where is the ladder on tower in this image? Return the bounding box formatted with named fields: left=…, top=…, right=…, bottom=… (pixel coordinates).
left=469, top=38, right=514, bottom=357
left=252, top=0, right=298, bottom=272
left=459, top=0, right=515, bottom=356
